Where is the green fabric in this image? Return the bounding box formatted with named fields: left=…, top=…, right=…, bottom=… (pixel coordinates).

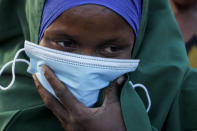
left=0, top=0, right=197, bottom=131
left=0, top=110, right=19, bottom=131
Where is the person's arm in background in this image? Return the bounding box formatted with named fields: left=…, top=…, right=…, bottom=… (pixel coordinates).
left=170, top=0, right=197, bottom=68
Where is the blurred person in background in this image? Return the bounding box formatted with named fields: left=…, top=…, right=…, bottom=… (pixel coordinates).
left=170, top=0, right=197, bottom=68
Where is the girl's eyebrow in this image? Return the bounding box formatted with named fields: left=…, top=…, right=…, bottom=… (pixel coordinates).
left=47, top=29, right=119, bottom=40
left=46, top=29, right=123, bottom=44
left=46, top=30, right=74, bottom=39
left=103, top=38, right=119, bottom=43
left=100, top=38, right=131, bottom=47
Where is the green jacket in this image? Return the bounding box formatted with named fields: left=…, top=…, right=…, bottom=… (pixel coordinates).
left=0, top=0, right=197, bottom=130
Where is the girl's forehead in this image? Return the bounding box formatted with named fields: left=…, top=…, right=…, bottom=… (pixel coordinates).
left=46, top=4, right=134, bottom=40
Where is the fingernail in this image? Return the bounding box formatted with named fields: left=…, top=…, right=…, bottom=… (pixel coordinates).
left=32, top=74, right=36, bottom=80
left=117, top=76, right=125, bottom=85
left=42, top=65, right=48, bottom=74
left=32, top=74, right=39, bottom=88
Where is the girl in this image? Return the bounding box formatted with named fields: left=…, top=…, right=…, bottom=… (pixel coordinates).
left=0, top=0, right=197, bottom=130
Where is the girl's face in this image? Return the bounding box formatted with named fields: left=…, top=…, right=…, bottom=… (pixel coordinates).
left=40, top=4, right=135, bottom=59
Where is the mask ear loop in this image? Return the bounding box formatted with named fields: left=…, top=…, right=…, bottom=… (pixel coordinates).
left=0, top=48, right=30, bottom=90
left=129, top=81, right=151, bottom=112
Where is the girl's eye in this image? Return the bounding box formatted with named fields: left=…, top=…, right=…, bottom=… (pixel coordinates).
left=54, top=40, right=77, bottom=52
left=57, top=41, right=74, bottom=48
left=103, top=45, right=120, bottom=53
left=99, top=45, right=122, bottom=57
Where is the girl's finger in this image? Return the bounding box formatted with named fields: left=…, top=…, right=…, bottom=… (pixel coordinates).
left=102, top=76, right=126, bottom=107
left=41, top=65, right=87, bottom=111
left=32, top=74, right=69, bottom=123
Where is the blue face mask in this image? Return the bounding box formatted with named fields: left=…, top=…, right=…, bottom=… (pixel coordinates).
left=0, top=41, right=151, bottom=111
left=25, top=41, right=140, bottom=107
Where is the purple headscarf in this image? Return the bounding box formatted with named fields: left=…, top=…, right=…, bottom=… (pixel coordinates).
left=39, top=0, right=142, bottom=42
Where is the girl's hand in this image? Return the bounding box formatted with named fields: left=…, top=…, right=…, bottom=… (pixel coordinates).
left=33, top=65, right=126, bottom=131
